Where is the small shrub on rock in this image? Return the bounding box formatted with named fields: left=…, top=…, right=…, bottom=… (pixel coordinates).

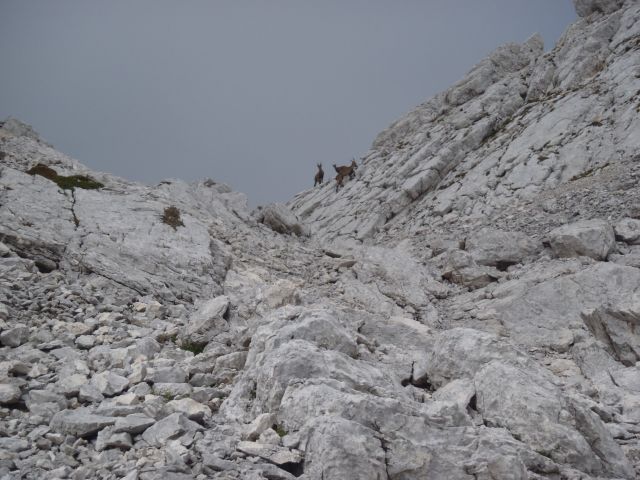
left=162, top=206, right=184, bottom=230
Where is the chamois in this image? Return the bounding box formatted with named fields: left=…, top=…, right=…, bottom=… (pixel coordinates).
left=314, top=163, right=324, bottom=186
left=333, top=158, right=358, bottom=180
left=333, top=159, right=358, bottom=192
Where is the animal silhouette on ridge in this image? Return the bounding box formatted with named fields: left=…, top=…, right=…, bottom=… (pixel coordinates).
left=333, top=159, right=358, bottom=192
left=314, top=163, right=324, bottom=186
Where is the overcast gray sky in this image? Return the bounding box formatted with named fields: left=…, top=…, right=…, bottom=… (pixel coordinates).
left=0, top=1, right=576, bottom=206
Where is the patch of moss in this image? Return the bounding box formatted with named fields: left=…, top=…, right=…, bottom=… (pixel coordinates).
left=26, top=163, right=104, bottom=190
left=272, top=424, right=288, bottom=437
left=180, top=340, right=205, bottom=355
left=162, top=206, right=184, bottom=230
left=162, top=391, right=175, bottom=401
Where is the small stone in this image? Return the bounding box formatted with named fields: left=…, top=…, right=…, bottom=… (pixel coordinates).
left=91, top=372, right=129, bottom=397
left=236, top=441, right=303, bottom=466
left=113, top=414, right=156, bottom=435
left=57, top=374, right=88, bottom=397
left=141, top=412, right=201, bottom=447
left=166, top=398, right=211, bottom=422
left=615, top=218, right=640, bottom=245
left=75, top=335, right=95, bottom=349
left=95, top=427, right=132, bottom=451
left=78, top=384, right=104, bottom=404
left=0, top=324, right=29, bottom=347
left=0, top=242, right=11, bottom=257
left=128, top=363, right=147, bottom=384
left=0, top=384, right=21, bottom=405
left=244, top=413, right=276, bottom=441
left=146, top=367, right=187, bottom=384
left=152, top=383, right=192, bottom=398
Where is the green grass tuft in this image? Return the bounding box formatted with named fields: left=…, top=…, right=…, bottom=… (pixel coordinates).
left=273, top=424, right=288, bottom=437
left=27, top=163, right=104, bottom=190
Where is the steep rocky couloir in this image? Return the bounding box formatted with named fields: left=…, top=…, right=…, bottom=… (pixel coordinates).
left=2, top=0, right=640, bottom=479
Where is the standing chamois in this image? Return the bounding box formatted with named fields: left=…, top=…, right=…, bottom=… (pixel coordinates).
left=333, top=158, right=358, bottom=192
left=314, top=163, right=324, bottom=186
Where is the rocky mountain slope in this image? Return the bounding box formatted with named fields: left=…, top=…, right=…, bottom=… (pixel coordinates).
left=1, top=0, right=640, bottom=479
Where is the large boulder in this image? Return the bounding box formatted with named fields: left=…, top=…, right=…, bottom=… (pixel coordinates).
left=181, top=295, right=230, bottom=346
left=466, top=228, right=540, bottom=268
left=141, top=412, right=202, bottom=447
left=419, top=328, right=634, bottom=478
left=547, top=219, right=615, bottom=260
left=581, top=295, right=640, bottom=366
left=256, top=203, right=307, bottom=236
left=441, top=250, right=501, bottom=290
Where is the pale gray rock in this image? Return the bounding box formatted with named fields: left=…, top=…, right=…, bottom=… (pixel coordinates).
left=2, top=1, right=640, bottom=476
left=146, top=366, right=188, bottom=384
left=0, top=117, right=43, bottom=141
left=57, top=373, right=88, bottom=397
left=423, top=328, right=634, bottom=478
left=141, top=412, right=202, bottom=447
left=152, top=382, right=192, bottom=398
left=236, top=441, right=303, bottom=466
left=78, top=383, right=105, bottom=403
left=256, top=203, right=306, bottom=236
left=481, top=262, right=640, bottom=348
left=0, top=384, right=21, bottom=404
left=95, top=427, right=132, bottom=451
left=299, top=416, right=386, bottom=480
left=26, top=390, right=67, bottom=409
left=215, top=351, right=248, bottom=371
left=90, top=371, right=129, bottom=397
left=165, top=398, right=211, bottom=422
left=113, top=414, right=156, bottom=434
left=615, top=217, right=640, bottom=245
left=75, top=335, right=95, bottom=349
left=0, top=323, right=29, bottom=347
left=466, top=227, right=540, bottom=267
left=441, top=250, right=501, bottom=290
left=182, top=296, right=229, bottom=346
left=574, top=0, right=626, bottom=17
left=547, top=219, right=616, bottom=260
left=244, top=413, right=277, bottom=441
left=582, top=296, right=640, bottom=366
left=50, top=409, right=117, bottom=437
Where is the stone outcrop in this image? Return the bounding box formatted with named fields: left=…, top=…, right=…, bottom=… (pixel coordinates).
left=547, top=219, right=616, bottom=260
left=2, top=1, right=640, bottom=478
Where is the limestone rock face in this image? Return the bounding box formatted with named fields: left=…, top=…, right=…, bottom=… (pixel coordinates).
left=256, top=203, right=307, bottom=236
left=465, top=228, right=540, bottom=267
left=3, top=1, right=640, bottom=478
left=574, top=0, right=626, bottom=17
left=548, top=219, right=616, bottom=260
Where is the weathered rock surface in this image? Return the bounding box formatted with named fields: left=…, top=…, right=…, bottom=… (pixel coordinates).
left=2, top=1, right=640, bottom=478
left=616, top=217, right=640, bottom=244
left=256, top=203, right=307, bottom=236
left=548, top=219, right=616, bottom=260
left=50, top=409, right=118, bottom=437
